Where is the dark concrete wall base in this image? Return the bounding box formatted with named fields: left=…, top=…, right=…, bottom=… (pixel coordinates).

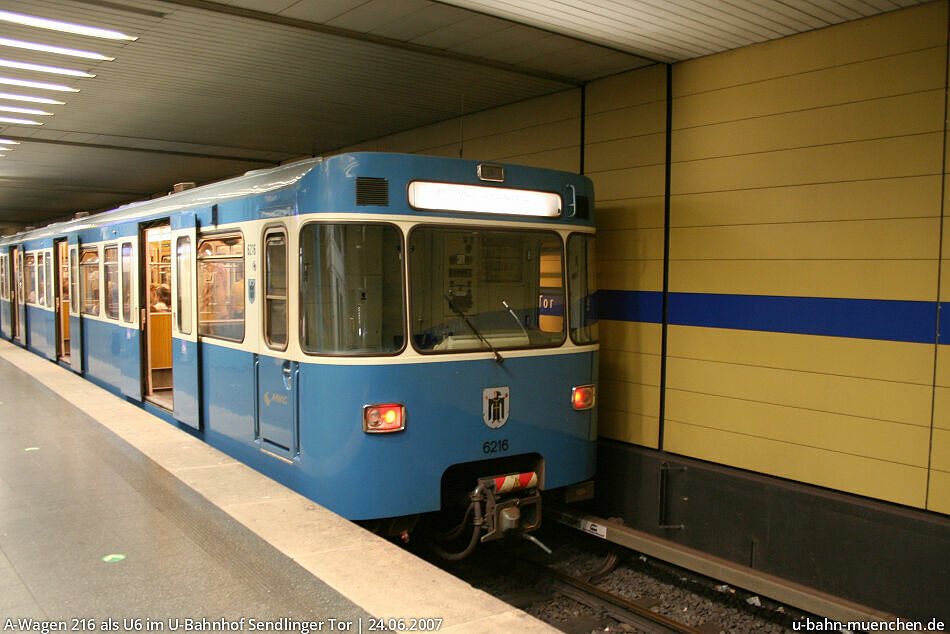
left=594, top=440, right=950, bottom=621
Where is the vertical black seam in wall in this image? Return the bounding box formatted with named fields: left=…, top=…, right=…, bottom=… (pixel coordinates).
left=926, top=7, right=950, bottom=509
left=579, top=84, right=586, bottom=175
left=657, top=63, right=673, bottom=451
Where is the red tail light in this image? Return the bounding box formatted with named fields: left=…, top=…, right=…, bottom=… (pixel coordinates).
left=572, top=385, right=596, bottom=410
left=363, top=404, right=405, bottom=433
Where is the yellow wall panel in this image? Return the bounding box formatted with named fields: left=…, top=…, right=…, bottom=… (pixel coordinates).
left=601, top=348, right=662, bottom=386
left=590, top=165, right=666, bottom=200
left=598, top=197, right=665, bottom=232
left=927, top=470, right=950, bottom=514
left=497, top=147, right=579, bottom=172
left=600, top=320, right=663, bottom=355
left=666, top=389, right=931, bottom=467
left=935, top=346, right=950, bottom=390
left=673, top=2, right=946, bottom=97
left=598, top=228, right=665, bottom=261
left=600, top=409, right=660, bottom=449
left=586, top=133, right=666, bottom=173
left=931, top=428, right=950, bottom=472
left=672, top=133, right=943, bottom=194
left=669, top=218, right=939, bottom=261
left=463, top=90, right=579, bottom=139
left=666, top=326, right=935, bottom=386
left=664, top=421, right=928, bottom=508
left=932, top=386, right=950, bottom=431
left=597, top=259, right=663, bottom=293
left=665, top=355, right=933, bottom=427
left=672, top=176, right=942, bottom=227
left=673, top=90, right=944, bottom=163
left=585, top=64, right=667, bottom=114
left=674, top=48, right=945, bottom=130
left=602, top=379, right=660, bottom=418
left=669, top=259, right=938, bottom=302
left=586, top=101, right=666, bottom=145
left=463, top=118, right=579, bottom=160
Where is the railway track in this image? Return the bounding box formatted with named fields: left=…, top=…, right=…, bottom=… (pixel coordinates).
left=515, top=554, right=716, bottom=634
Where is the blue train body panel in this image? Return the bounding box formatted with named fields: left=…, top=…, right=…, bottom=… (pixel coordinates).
left=0, top=299, right=9, bottom=339
left=26, top=307, right=55, bottom=360
left=195, top=348, right=597, bottom=519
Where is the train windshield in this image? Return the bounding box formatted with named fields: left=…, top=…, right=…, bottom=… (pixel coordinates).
left=409, top=227, right=566, bottom=353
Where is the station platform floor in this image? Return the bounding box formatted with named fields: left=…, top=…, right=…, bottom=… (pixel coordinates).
left=0, top=339, right=555, bottom=632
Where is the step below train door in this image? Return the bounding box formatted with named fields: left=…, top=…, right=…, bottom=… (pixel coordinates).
left=66, top=236, right=82, bottom=372
left=255, top=225, right=298, bottom=460
left=170, top=214, right=201, bottom=430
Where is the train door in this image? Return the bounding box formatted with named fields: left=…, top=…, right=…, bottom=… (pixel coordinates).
left=141, top=224, right=174, bottom=410
left=170, top=215, right=200, bottom=429
left=8, top=246, right=18, bottom=341
left=67, top=235, right=83, bottom=373
left=13, top=246, right=25, bottom=345
left=54, top=239, right=70, bottom=363
left=255, top=226, right=298, bottom=459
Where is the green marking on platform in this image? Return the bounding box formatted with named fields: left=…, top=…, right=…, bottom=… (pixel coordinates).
left=101, top=554, right=126, bottom=563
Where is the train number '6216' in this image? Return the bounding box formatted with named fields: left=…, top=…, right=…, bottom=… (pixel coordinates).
left=482, top=439, right=509, bottom=454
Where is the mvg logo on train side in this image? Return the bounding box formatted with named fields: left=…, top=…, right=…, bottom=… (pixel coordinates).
left=263, top=392, right=288, bottom=407
left=482, top=386, right=510, bottom=429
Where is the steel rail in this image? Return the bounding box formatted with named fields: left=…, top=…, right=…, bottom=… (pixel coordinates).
left=517, top=555, right=707, bottom=634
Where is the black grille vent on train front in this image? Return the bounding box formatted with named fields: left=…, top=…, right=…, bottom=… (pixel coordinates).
left=356, top=177, right=389, bottom=206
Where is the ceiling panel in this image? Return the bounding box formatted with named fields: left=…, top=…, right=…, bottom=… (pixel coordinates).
left=0, top=0, right=929, bottom=227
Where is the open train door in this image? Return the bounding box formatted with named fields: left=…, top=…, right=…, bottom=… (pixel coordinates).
left=170, top=214, right=201, bottom=430
left=67, top=235, right=83, bottom=373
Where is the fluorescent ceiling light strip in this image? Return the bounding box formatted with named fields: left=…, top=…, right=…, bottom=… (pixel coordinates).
left=0, top=59, right=94, bottom=78
left=0, top=139, right=21, bottom=145
left=0, top=91, right=65, bottom=104
left=0, top=116, right=41, bottom=125
left=0, top=38, right=114, bottom=61
left=0, top=105, right=52, bottom=115
left=0, top=77, right=78, bottom=92
left=0, top=11, right=137, bottom=41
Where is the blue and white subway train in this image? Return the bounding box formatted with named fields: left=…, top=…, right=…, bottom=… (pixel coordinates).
left=0, top=152, right=597, bottom=555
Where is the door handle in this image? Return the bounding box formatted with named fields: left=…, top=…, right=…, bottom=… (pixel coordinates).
left=282, top=361, right=293, bottom=390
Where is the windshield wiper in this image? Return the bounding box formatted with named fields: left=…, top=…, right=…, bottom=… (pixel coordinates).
left=444, top=293, right=504, bottom=364
left=502, top=299, right=530, bottom=340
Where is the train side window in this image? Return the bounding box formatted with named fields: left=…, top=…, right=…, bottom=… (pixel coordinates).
left=120, top=243, right=133, bottom=322
left=196, top=234, right=244, bottom=342
left=80, top=248, right=100, bottom=315
left=104, top=245, right=119, bottom=319
left=37, top=253, right=46, bottom=306
left=69, top=247, right=79, bottom=314
left=263, top=229, right=287, bottom=350
left=0, top=255, right=6, bottom=300
left=567, top=234, right=598, bottom=345
left=25, top=253, right=35, bottom=304
left=36, top=253, right=46, bottom=306
left=45, top=251, right=52, bottom=309
left=176, top=237, right=192, bottom=335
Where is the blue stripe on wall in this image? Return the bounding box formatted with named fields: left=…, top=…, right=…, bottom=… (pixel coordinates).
left=600, top=290, right=940, bottom=344
left=599, top=290, right=663, bottom=324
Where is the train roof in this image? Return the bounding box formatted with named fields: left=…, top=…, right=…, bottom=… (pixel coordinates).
left=0, top=157, right=323, bottom=246
left=0, top=152, right=594, bottom=247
